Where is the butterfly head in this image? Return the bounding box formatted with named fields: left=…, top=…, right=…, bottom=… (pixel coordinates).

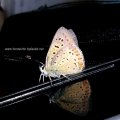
left=39, top=64, right=49, bottom=82
left=39, top=65, right=48, bottom=77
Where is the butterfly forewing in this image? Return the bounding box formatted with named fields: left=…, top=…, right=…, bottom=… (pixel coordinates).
left=45, top=27, right=80, bottom=68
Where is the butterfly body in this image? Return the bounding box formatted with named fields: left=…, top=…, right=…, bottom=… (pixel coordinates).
left=39, top=26, right=85, bottom=81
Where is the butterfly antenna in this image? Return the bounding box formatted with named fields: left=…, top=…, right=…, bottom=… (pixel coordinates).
left=39, top=61, right=44, bottom=66
left=25, top=55, right=44, bottom=66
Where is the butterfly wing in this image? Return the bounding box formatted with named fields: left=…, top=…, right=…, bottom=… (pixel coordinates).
left=68, top=29, right=79, bottom=46
left=45, top=26, right=80, bottom=69
left=45, top=43, right=85, bottom=76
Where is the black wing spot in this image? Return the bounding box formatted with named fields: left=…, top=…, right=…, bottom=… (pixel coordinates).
left=74, top=63, right=77, bottom=66
left=55, top=45, right=59, bottom=48
left=61, top=44, right=63, bottom=46
left=53, top=52, right=56, bottom=54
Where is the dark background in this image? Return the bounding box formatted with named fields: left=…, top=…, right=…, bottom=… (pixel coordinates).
left=0, top=2, right=120, bottom=119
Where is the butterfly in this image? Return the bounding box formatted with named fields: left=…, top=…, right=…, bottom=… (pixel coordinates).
left=39, top=26, right=85, bottom=82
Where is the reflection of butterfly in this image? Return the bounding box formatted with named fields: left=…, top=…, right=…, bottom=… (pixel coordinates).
left=51, top=79, right=91, bottom=116
left=39, top=26, right=85, bottom=82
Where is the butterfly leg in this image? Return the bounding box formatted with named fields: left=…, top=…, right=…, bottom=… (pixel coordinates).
left=48, top=76, right=53, bottom=86
left=62, top=75, right=71, bottom=80
left=39, top=73, right=42, bottom=83
left=43, top=74, right=45, bottom=83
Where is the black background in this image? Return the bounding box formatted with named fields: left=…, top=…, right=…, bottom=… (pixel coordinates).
left=0, top=2, right=120, bottom=120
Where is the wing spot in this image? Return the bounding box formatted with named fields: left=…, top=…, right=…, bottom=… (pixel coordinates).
left=76, top=54, right=80, bottom=56
left=59, top=38, right=61, bottom=40
left=55, top=45, right=59, bottom=48
left=78, top=58, right=82, bottom=60
left=61, top=44, right=63, bottom=46
left=74, top=63, right=77, bottom=66
left=53, top=52, right=56, bottom=54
